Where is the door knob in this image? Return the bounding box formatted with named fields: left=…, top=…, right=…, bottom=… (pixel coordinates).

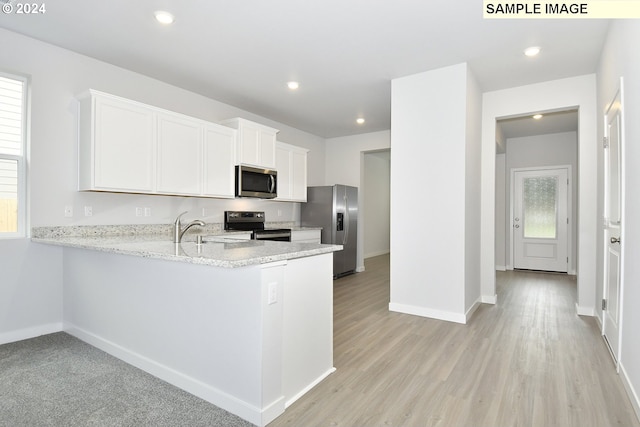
left=514, top=224, right=520, bottom=228
left=611, top=237, right=621, bottom=244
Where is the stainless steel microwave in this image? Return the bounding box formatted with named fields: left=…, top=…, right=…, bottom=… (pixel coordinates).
left=235, top=165, right=277, bottom=199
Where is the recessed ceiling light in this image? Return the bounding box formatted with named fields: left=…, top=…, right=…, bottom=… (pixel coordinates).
left=356, top=118, right=365, bottom=125
left=154, top=10, right=175, bottom=25
left=524, top=46, right=541, bottom=57
left=533, top=114, right=543, bottom=120
left=287, top=81, right=299, bottom=90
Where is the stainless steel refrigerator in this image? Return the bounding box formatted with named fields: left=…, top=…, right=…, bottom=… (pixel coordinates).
left=301, top=185, right=358, bottom=278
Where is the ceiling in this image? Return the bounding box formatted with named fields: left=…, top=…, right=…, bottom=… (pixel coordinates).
left=0, top=1, right=610, bottom=138
left=496, top=109, right=579, bottom=153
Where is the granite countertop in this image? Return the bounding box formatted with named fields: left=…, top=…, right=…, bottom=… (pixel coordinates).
left=32, top=233, right=342, bottom=268
left=289, top=226, right=323, bottom=231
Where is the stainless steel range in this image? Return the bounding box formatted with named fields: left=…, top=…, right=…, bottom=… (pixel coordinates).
left=224, top=211, right=292, bottom=241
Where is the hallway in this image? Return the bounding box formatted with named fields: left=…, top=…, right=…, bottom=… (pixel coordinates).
left=271, top=255, right=639, bottom=426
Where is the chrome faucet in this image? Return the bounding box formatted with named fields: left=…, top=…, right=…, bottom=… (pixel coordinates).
left=173, top=211, right=205, bottom=243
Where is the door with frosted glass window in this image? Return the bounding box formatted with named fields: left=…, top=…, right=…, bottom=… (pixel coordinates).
left=513, top=168, right=569, bottom=272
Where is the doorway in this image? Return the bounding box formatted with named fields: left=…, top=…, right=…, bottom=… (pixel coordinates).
left=512, top=167, right=570, bottom=273
left=362, top=150, right=390, bottom=260
left=481, top=76, right=599, bottom=317
left=602, top=81, right=624, bottom=367
left=495, top=110, right=578, bottom=276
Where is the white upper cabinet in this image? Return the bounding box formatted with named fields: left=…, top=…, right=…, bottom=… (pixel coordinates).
left=275, top=141, right=308, bottom=202
left=78, top=90, right=236, bottom=198
left=220, top=118, right=278, bottom=169
left=203, top=124, right=236, bottom=198
left=79, top=92, right=155, bottom=192
left=156, top=112, right=203, bottom=195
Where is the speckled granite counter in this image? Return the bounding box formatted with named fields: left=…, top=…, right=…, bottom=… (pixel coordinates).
left=32, top=226, right=340, bottom=268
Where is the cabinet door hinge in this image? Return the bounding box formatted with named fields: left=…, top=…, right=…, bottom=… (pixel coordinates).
left=602, top=299, right=607, bottom=311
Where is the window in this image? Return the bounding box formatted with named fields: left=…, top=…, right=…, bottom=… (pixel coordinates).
left=523, top=175, right=558, bottom=239
left=0, top=73, right=26, bottom=237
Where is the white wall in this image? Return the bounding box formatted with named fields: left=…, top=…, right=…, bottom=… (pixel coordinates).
left=324, top=130, right=391, bottom=271
left=481, top=75, right=598, bottom=314
left=495, top=153, right=506, bottom=270
left=596, top=20, right=640, bottom=419
left=0, top=240, right=63, bottom=344
left=363, top=151, right=390, bottom=258
left=390, top=63, right=481, bottom=324
left=464, top=68, right=482, bottom=316
left=505, top=132, right=578, bottom=272
left=0, top=28, right=326, bottom=229
left=0, top=28, right=325, bottom=342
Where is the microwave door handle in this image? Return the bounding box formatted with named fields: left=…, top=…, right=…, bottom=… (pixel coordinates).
left=269, top=175, right=275, bottom=193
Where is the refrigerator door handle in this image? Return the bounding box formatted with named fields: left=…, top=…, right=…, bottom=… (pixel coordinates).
left=343, top=200, right=349, bottom=245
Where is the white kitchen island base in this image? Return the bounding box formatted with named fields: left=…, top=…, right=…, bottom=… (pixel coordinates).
left=61, top=247, right=334, bottom=426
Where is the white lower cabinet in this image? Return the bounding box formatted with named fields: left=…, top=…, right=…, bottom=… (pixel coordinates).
left=275, top=141, right=308, bottom=202
left=78, top=90, right=236, bottom=198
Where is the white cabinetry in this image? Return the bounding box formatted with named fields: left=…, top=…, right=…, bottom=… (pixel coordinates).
left=221, top=118, right=278, bottom=169
left=203, top=124, right=236, bottom=198
left=290, top=229, right=321, bottom=244
left=275, top=141, right=308, bottom=202
left=79, top=92, right=155, bottom=192
left=78, top=90, right=236, bottom=198
left=156, top=112, right=202, bottom=195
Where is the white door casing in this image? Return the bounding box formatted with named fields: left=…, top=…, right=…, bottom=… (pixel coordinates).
left=602, top=80, right=625, bottom=368
left=512, top=167, right=569, bottom=273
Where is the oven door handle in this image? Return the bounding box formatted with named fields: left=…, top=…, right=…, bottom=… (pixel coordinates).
left=254, top=232, right=291, bottom=240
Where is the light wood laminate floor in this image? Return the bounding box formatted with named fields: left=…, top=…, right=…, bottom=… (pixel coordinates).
left=270, top=254, right=640, bottom=427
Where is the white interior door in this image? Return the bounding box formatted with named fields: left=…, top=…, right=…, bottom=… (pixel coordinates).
left=603, top=84, right=624, bottom=366
left=513, top=168, right=568, bottom=272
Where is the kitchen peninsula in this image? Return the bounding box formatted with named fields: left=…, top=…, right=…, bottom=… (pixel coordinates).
left=33, top=227, right=342, bottom=427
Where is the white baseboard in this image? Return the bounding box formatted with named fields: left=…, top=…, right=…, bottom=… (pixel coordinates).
left=595, top=312, right=603, bottom=329
left=389, top=302, right=466, bottom=324
left=65, top=324, right=279, bottom=427
left=0, top=322, right=63, bottom=345
left=495, top=265, right=507, bottom=271
left=482, top=294, right=497, bottom=304
left=285, top=367, right=336, bottom=408
left=465, top=299, right=482, bottom=322
left=620, top=362, right=640, bottom=424
left=575, top=302, right=595, bottom=316
left=364, top=250, right=390, bottom=259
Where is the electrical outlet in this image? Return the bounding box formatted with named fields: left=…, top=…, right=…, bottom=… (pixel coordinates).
left=267, top=282, right=278, bottom=305
left=144, top=207, right=151, bottom=217
left=84, top=206, right=93, bottom=217
left=135, top=207, right=143, bottom=217
left=64, top=206, right=73, bottom=217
